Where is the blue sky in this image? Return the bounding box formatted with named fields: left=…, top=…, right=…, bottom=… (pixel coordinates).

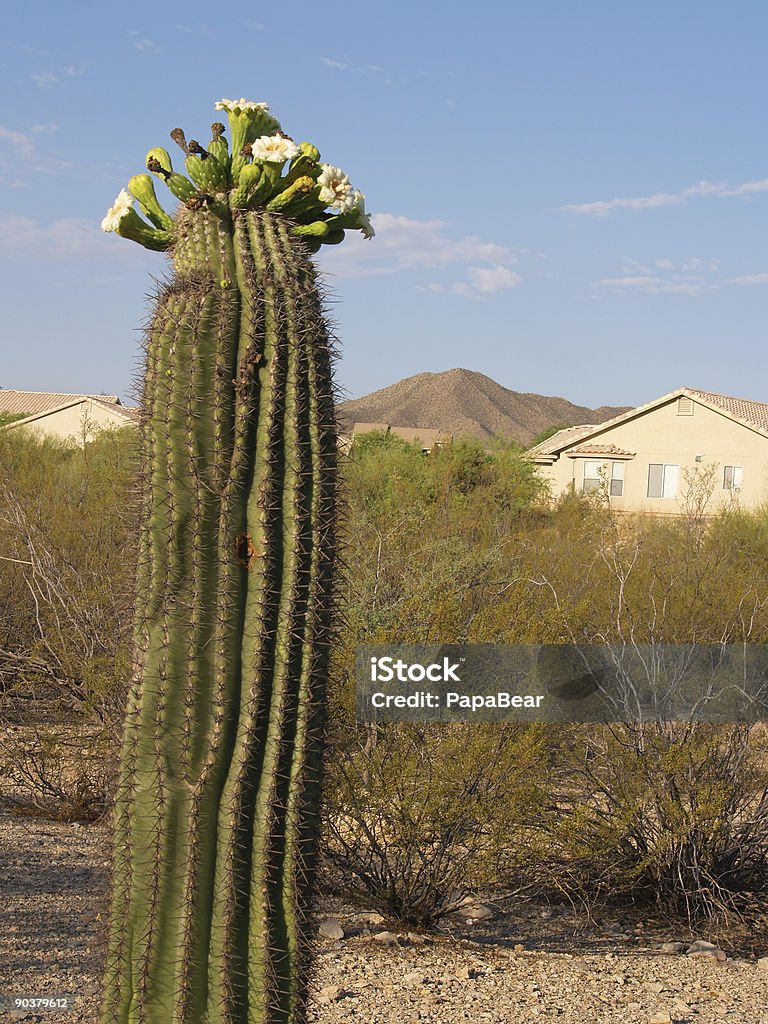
left=2, top=1, right=767, bottom=409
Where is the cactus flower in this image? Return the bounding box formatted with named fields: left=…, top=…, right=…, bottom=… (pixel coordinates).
left=214, top=97, right=271, bottom=115
left=250, top=133, right=300, bottom=163
left=317, top=163, right=357, bottom=213
left=352, top=189, right=375, bottom=239
left=100, top=189, right=134, bottom=232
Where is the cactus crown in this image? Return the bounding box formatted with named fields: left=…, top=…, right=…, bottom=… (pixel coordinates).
left=102, top=97, right=374, bottom=253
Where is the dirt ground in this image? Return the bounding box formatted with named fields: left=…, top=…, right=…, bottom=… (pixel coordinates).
left=2, top=806, right=768, bottom=1024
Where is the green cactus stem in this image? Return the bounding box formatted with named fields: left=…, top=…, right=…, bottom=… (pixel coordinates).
left=100, top=98, right=372, bottom=1024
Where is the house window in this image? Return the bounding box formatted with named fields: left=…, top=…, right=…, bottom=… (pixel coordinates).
left=609, top=461, right=625, bottom=497
left=647, top=463, right=679, bottom=499
left=723, top=465, right=743, bottom=490
left=582, top=460, right=602, bottom=494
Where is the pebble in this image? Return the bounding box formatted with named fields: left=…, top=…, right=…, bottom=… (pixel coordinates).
left=319, top=918, right=345, bottom=941
left=458, top=902, right=495, bottom=921
left=359, top=911, right=386, bottom=925
left=455, top=965, right=484, bottom=980
left=687, top=939, right=728, bottom=961
left=659, top=941, right=687, bottom=954
left=402, top=971, right=427, bottom=986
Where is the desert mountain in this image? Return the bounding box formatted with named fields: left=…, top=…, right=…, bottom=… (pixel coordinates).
left=338, top=369, right=629, bottom=445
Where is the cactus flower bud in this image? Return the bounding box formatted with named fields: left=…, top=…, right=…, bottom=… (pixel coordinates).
left=128, top=174, right=175, bottom=231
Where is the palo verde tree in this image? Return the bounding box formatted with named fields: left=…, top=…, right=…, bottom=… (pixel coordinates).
left=100, top=98, right=372, bottom=1024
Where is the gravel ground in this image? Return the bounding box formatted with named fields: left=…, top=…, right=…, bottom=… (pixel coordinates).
left=2, top=807, right=768, bottom=1024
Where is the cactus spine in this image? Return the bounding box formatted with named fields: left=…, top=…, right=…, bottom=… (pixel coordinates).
left=101, top=100, right=372, bottom=1024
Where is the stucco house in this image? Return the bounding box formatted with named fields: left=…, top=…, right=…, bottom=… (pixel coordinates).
left=349, top=422, right=452, bottom=454
left=0, top=390, right=137, bottom=445
left=527, top=387, right=768, bottom=515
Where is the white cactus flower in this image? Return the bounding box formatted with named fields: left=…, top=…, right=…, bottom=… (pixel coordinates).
left=101, top=189, right=134, bottom=232
left=250, top=134, right=300, bottom=163
left=352, top=190, right=375, bottom=239
left=215, top=98, right=271, bottom=115
left=317, top=164, right=356, bottom=213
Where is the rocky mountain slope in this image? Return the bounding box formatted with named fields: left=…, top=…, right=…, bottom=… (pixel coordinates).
left=338, top=368, right=629, bottom=444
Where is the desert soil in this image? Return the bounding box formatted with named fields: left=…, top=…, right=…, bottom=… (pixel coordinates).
left=2, top=807, right=768, bottom=1024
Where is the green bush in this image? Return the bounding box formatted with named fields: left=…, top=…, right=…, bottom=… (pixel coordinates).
left=323, top=722, right=550, bottom=926
left=0, top=428, right=137, bottom=718
left=534, top=721, right=768, bottom=923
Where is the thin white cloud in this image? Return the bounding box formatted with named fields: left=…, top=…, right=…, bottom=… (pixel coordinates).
left=319, top=213, right=523, bottom=298
left=728, top=272, right=768, bottom=286
left=177, top=23, right=214, bottom=36
left=729, top=179, right=768, bottom=196
left=562, top=176, right=768, bottom=216
left=31, top=63, right=87, bottom=89
left=0, top=127, right=35, bottom=159
left=467, top=265, right=522, bottom=293
left=31, top=72, right=60, bottom=89
left=321, top=56, right=385, bottom=74
left=598, top=275, right=713, bottom=297
left=127, top=30, right=162, bottom=54
left=0, top=215, right=140, bottom=260
left=598, top=256, right=768, bottom=294
left=595, top=255, right=720, bottom=297
left=0, top=126, right=73, bottom=184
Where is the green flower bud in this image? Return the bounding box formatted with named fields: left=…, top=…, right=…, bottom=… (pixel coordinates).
left=231, top=164, right=271, bottom=208
left=128, top=174, right=175, bottom=231
left=291, top=220, right=331, bottom=238
left=265, top=175, right=317, bottom=214
left=298, top=142, right=321, bottom=162
left=146, top=147, right=173, bottom=176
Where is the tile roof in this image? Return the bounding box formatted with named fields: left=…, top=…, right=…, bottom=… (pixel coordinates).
left=685, top=388, right=768, bottom=432
left=388, top=426, right=450, bottom=447
left=352, top=422, right=390, bottom=435
left=568, top=443, right=636, bottom=457
left=0, top=390, right=121, bottom=416
left=526, top=424, right=596, bottom=457
left=352, top=421, right=451, bottom=450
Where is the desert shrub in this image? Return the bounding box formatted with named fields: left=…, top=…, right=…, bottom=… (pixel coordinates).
left=0, top=427, right=137, bottom=819
left=468, top=501, right=768, bottom=645
left=534, top=721, right=768, bottom=923
left=0, top=720, right=116, bottom=822
left=323, top=722, right=550, bottom=926
left=0, top=427, right=137, bottom=726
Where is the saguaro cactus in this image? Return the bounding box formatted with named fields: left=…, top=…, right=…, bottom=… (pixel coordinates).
left=100, top=99, right=372, bottom=1024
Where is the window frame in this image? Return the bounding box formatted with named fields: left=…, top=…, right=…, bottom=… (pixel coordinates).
left=609, top=461, right=624, bottom=497
left=582, top=459, right=603, bottom=494
left=647, top=463, right=679, bottom=499
left=723, top=465, right=744, bottom=491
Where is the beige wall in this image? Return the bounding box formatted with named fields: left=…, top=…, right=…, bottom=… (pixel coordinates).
left=535, top=397, right=768, bottom=514
left=13, top=400, right=133, bottom=445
